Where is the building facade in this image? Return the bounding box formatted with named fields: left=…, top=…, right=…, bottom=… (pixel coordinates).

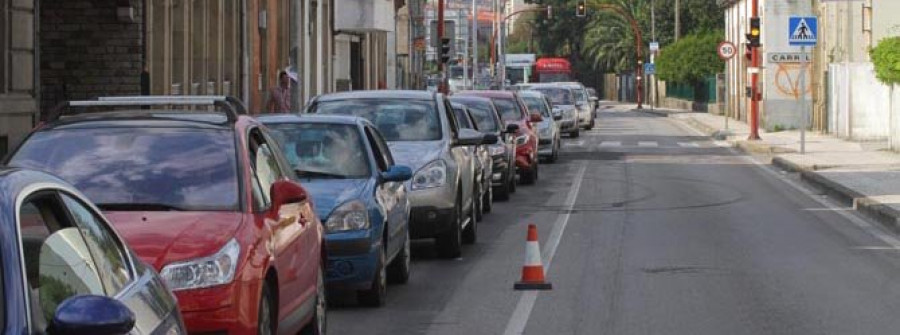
left=0, top=0, right=37, bottom=157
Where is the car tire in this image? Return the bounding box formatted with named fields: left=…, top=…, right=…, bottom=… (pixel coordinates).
left=436, top=192, right=463, bottom=258
left=258, top=283, right=276, bottom=335
left=483, top=182, right=493, bottom=213
left=570, top=129, right=580, bottom=138
left=521, top=163, right=537, bottom=185
left=474, top=182, right=484, bottom=222
left=550, top=140, right=560, bottom=163
left=301, top=266, right=327, bottom=335
left=357, top=247, right=387, bottom=307
left=387, top=227, right=411, bottom=284
left=509, top=169, right=518, bottom=193
left=462, top=192, right=478, bottom=245
left=587, top=118, right=595, bottom=130
left=495, top=178, right=511, bottom=201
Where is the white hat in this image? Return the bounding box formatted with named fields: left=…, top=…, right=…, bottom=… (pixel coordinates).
left=285, top=66, right=299, bottom=82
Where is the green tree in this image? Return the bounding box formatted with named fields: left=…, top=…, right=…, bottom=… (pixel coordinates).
left=871, top=36, right=900, bottom=85
left=656, top=30, right=724, bottom=84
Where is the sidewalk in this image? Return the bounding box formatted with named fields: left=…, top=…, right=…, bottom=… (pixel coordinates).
left=639, top=107, right=900, bottom=233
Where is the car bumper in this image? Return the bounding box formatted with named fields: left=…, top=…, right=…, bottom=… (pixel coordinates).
left=409, top=206, right=456, bottom=238
left=559, top=119, right=578, bottom=132
left=538, top=139, right=555, bottom=156
left=578, top=112, right=592, bottom=126
left=491, top=154, right=511, bottom=187
left=515, top=145, right=536, bottom=170
left=325, top=234, right=379, bottom=290
left=176, top=280, right=261, bottom=334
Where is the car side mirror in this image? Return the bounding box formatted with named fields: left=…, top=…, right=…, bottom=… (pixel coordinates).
left=49, top=295, right=135, bottom=335
left=481, top=133, right=500, bottom=145
left=505, top=123, right=520, bottom=134
left=382, top=165, right=413, bottom=182
left=270, top=180, right=308, bottom=209
left=529, top=113, right=544, bottom=123
left=590, top=97, right=599, bottom=102
left=455, top=128, right=485, bottom=146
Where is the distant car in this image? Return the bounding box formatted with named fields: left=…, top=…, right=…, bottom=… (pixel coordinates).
left=449, top=96, right=519, bottom=201
left=456, top=90, right=542, bottom=185
left=451, top=102, right=494, bottom=219
left=8, top=96, right=327, bottom=335
left=519, top=90, right=561, bottom=163
left=260, top=114, right=413, bottom=307
left=0, top=167, right=186, bottom=335
left=306, top=90, right=498, bottom=258
left=554, top=82, right=595, bottom=130
left=528, top=84, right=580, bottom=137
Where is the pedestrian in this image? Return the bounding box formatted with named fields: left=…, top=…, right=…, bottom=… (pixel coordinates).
left=266, top=70, right=292, bottom=113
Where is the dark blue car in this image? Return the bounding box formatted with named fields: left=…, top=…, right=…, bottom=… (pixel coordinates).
left=0, top=167, right=185, bottom=335
left=259, top=114, right=413, bottom=307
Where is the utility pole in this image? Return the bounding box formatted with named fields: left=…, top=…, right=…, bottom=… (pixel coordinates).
left=462, top=9, right=469, bottom=90
left=674, top=0, right=680, bottom=41
left=652, top=0, right=657, bottom=108
left=472, top=0, right=478, bottom=88
left=748, top=0, right=761, bottom=140
left=438, top=0, right=447, bottom=94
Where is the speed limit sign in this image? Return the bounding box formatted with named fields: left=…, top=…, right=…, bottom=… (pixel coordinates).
left=718, top=41, right=737, bottom=60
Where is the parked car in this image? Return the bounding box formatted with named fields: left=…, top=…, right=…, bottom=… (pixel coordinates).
left=555, top=82, right=595, bottom=130
left=7, top=96, right=326, bottom=335
left=528, top=84, right=580, bottom=137
left=451, top=102, right=494, bottom=220
left=306, top=91, right=497, bottom=258
left=519, top=90, right=561, bottom=163
left=0, top=167, right=187, bottom=335
left=586, top=87, right=600, bottom=113
left=449, top=96, right=519, bottom=200
left=456, top=90, right=542, bottom=185
left=260, top=114, right=413, bottom=307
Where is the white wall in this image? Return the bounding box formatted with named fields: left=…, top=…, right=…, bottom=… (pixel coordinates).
left=828, top=63, right=891, bottom=141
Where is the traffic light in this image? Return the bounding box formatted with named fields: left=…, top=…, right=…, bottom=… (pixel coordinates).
left=576, top=0, right=586, bottom=17
left=746, top=17, right=761, bottom=48
left=440, top=37, right=452, bottom=64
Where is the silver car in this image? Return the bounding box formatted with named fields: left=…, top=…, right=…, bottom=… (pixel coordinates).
left=307, top=90, right=497, bottom=258
left=518, top=90, right=561, bottom=163
left=529, top=84, right=580, bottom=138
left=559, top=83, right=595, bottom=130
left=451, top=102, right=494, bottom=220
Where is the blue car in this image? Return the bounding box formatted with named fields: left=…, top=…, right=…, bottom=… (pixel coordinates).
left=0, top=167, right=186, bottom=335
left=260, top=114, right=413, bottom=307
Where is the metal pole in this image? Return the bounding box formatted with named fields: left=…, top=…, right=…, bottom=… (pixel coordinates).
left=651, top=0, right=656, bottom=109
left=463, top=9, right=469, bottom=89
left=674, top=0, right=680, bottom=41
left=473, top=0, right=478, bottom=88
left=801, top=45, right=807, bottom=154
left=748, top=0, right=761, bottom=140
left=439, top=0, right=447, bottom=94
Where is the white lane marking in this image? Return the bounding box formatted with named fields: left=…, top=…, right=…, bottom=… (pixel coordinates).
left=503, top=162, right=588, bottom=335
left=677, top=142, right=700, bottom=148
left=638, top=141, right=658, bottom=147
left=851, top=246, right=900, bottom=250
left=564, top=140, right=585, bottom=147
left=600, top=141, right=621, bottom=147
left=677, top=119, right=900, bottom=249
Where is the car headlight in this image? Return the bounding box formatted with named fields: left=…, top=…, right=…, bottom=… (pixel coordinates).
left=412, top=160, right=447, bottom=190
left=160, top=238, right=240, bottom=291
left=515, top=134, right=530, bottom=146
left=325, top=200, right=369, bottom=232
left=488, top=143, right=507, bottom=156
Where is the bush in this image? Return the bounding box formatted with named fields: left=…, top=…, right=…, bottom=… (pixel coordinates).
left=656, top=30, right=725, bottom=84
left=871, top=37, right=900, bottom=85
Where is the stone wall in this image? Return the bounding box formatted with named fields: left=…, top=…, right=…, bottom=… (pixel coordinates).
left=40, top=0, right=143, bottom=112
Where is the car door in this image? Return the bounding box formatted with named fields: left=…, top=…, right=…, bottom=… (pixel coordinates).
left=247, top=128, right=312, bottom=327
left=444, top=97, right=475, bottom=212
left=364, top=126, right=408, bottom=259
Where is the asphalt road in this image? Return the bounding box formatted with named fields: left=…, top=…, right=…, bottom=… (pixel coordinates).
left=329, top=104, right=900, bottom=334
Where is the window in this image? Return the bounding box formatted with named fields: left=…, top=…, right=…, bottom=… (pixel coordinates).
left=61, top=194, right=132, bottom=295
left=313, top=99, right=442, bottom=141
left=249, top=130, right=284, bottom=210
left=364, top=127, right=392, bottom=172
left=267, top=123, right=371, bottom=178
left=18, top=194, right=104, bottom=329
left=453, top=107, right=474, bottom=129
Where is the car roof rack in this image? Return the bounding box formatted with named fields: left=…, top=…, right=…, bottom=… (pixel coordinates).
left=46, top=95, right=247, bottom=123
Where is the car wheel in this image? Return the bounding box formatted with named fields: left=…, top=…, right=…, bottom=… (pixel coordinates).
left=462, top=191, right=478, bottom=245
left=483, top=182, right=493, bottom=213
left=495, top=177, right=511, bottom=201
left=258, top=283, right=275, bottom=335
left=357, top=247, right=387, bottom=307
left=387, top=228, right=411, bottom=284
left=570, top=129, right=580, bottom=138
left=521, top=163, right=537, bottom=185
left=550, top=140, right=560, bottom=163
left=588, top=118, right=595, bottom=130
left=301, top=266, right=327, bottom=335
left=509, top=169, right=518, bottom=193
left=436, top=192, right=463, bottom=258
left=474, top=182, right=483, bottom=222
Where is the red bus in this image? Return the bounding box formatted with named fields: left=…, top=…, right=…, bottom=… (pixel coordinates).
left=533, top=57, right=572, bottom=83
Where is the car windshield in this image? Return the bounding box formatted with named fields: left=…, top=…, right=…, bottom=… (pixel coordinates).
left=452, top=100, right=499, bottom=132
left=9, top=128, right=239, bottom=211
left=522, top=96, right=551, bottom=117
left=452, top=108, right=475, bottom=129
left=313, top=99, right=441, bottom=141
left=492, top=98, right=524, bottom=121
left=573, top=88, right=587, bottom=102
left=533, top=87, right=574, bottom=105
left=267, top=123, right=370, bottom=179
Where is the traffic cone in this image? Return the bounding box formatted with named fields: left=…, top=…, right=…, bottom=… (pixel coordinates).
left=514, top=224, right=552, bottom=290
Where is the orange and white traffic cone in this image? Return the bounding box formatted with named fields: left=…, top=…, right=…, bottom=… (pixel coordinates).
left=514, top=224, right=552, bottom=290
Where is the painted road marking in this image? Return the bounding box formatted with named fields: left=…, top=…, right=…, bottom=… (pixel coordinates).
left=600, top=141, right=621, bottom=147
left=677, top=142, right=700, bottom=148
left=503, top=162, right=588, bottom=335
left=564, top=140, right=585, bottom=147
left=638, top=141, right=658, bottom=147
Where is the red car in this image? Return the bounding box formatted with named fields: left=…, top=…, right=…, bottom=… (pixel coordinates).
left=7, top=96, right=327, bottom=335
left=457, top=91, right=543, bottom=184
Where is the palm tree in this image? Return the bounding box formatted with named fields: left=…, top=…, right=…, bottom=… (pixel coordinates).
left=580, top=0, right=647, bottom=73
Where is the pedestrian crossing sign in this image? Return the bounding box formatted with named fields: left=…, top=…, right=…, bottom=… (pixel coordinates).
left=788, top=16, right=817, bottom=46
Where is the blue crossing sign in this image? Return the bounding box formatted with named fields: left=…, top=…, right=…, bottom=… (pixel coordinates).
left=644, top=63, right=656, bottom=75
left=788, top=16, right=817, bottom=46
